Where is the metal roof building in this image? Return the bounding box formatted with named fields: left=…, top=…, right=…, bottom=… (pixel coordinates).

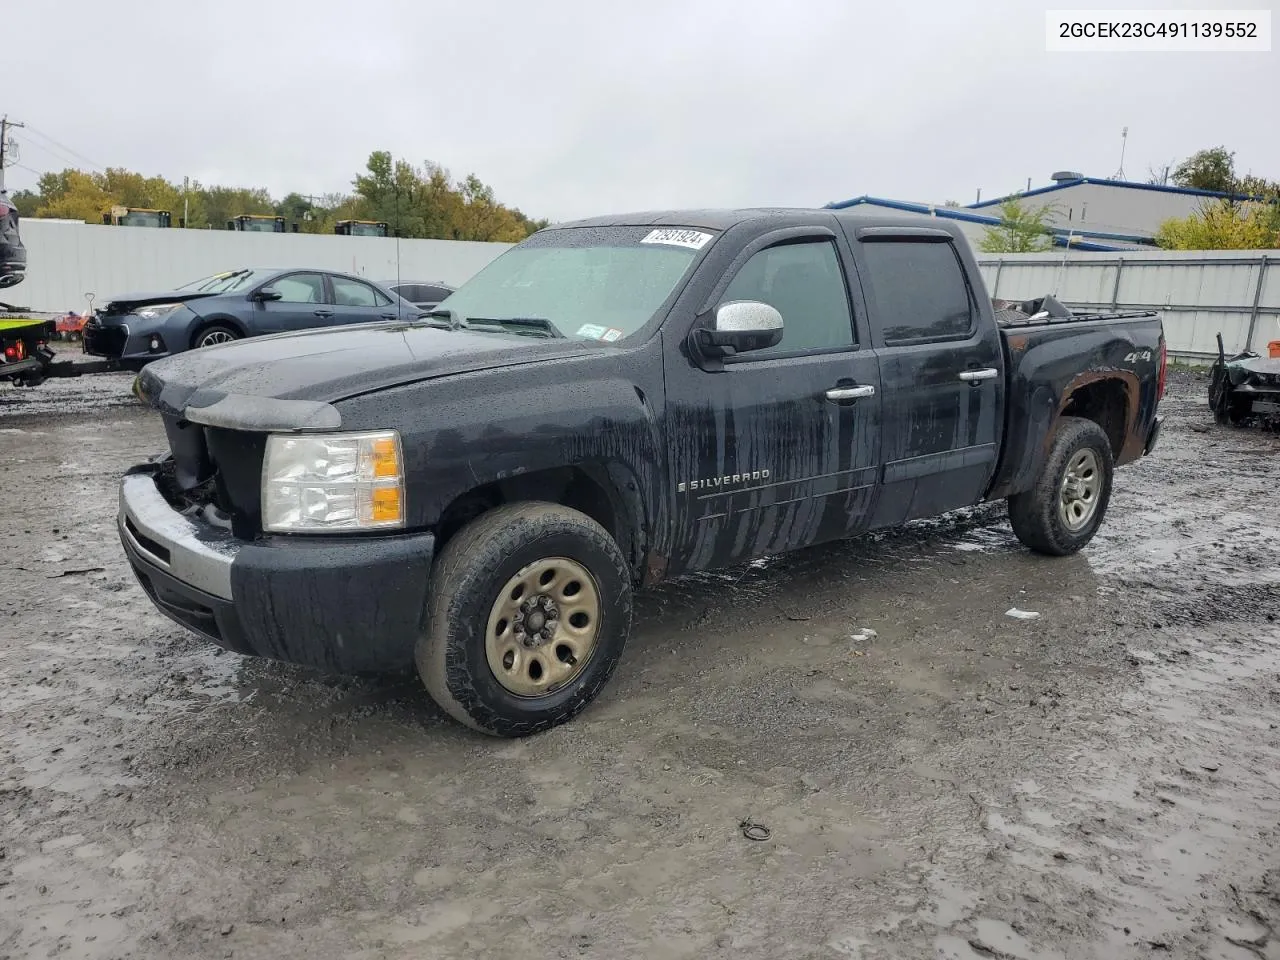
left=826, top=174, right=1258, bottom=252
left=966, top=174, right=1256, bottom=239
left=824, top=194, right=1157, bottom=252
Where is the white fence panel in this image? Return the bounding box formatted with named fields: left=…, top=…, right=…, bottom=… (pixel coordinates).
left=12, top=220, right=513, bottom=314
left=978, top=250, right=1279, bottom=358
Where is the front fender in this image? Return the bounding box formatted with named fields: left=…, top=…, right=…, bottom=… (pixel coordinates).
left=334, top=355, right=667, bottom=539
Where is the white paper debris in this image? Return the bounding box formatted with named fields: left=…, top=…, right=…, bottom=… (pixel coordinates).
left=1005, top=608, right=1042, bottom=620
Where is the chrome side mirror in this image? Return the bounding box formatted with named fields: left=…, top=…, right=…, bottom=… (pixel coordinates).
left=694, top=300, right=784, bottom=357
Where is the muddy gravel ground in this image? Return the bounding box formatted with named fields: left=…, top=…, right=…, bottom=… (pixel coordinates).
left=1, top=365, right=1278, bottom=960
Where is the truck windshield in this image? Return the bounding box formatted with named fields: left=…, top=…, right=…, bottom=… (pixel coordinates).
left=177, top=269, right=266, bottom=294
left=437, top=225, right=714, bottom=342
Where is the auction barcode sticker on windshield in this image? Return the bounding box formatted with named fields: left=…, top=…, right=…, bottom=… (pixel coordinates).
left=640, top=228, right=713, bottom=250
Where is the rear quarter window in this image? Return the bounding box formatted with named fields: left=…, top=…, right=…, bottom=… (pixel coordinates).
left=861, top=240, right=974, bottom=344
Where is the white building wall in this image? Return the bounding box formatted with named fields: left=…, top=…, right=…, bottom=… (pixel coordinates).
left=977, top=249, right=1280, bottom=358
left=13, top=220, right=513, bottom=314
left=975, top=183, right=1218, bottom=239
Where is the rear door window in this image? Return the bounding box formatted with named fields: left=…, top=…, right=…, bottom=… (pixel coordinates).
left=333, top=276, right=391, bottom=307
left=860, top=240, right=974, bottom=344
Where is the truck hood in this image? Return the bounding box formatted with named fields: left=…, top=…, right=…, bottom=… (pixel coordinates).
left=136, top=322, right=596, bottom=431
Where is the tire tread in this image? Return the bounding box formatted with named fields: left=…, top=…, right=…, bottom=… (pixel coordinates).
left=1007, top=416, right=1115, bottom=557
left=418, top=502, right=632, bottom=737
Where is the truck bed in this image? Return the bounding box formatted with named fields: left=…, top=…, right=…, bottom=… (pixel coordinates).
left=995, top=309, right=1159, bottom=328
left=992, top=294, right=1158, bottom=329
left=985, top=300, right=1165, bottom=502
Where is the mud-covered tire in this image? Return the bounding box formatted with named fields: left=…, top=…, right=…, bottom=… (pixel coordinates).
left=1007, top=416, right=1115, bottom=557
left=192, top=325, right=240, bottom=349
left=417, top=502, right=633, bottom=737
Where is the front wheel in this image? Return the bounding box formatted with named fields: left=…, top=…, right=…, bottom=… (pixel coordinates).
left=418, top=503, right=633, bottom=737
left=1007, top=416, right=1115, bottom=556
left=193, top=325, right=240, bottom=349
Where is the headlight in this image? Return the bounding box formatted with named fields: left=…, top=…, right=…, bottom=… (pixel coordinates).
left=262, top=430, right=405, bottom=533
left=134, top=302, right=184, bottom=320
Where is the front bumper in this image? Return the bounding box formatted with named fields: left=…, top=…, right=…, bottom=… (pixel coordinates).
left=118, top=467, right=435, bottom=673
left=83, top=320, right=172, bottom=364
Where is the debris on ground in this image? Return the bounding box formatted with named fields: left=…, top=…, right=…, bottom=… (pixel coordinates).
left=1005, top=608, right=1042, bottom=620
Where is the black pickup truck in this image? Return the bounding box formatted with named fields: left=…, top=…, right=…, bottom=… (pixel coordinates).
left=118, top=209, right=1165, bottom=736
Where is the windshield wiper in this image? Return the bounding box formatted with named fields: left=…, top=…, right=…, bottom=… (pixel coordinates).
left=462, top=316, right=565, bottom=339
left=190, top=268, right=251, bottom=293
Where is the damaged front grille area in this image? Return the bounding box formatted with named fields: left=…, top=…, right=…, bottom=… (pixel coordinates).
left=157, top=414, right=266, bottom=536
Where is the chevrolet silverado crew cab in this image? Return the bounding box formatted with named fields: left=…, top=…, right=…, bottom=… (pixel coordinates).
left=119, top=209, right=1166, bottom=737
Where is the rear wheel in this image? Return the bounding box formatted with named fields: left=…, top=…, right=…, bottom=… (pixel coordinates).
left=193, top=325, right=240, bottom=349
left=418, top=503, right=633, bottom=737
left=1007, top=416, right=1114, bottom=556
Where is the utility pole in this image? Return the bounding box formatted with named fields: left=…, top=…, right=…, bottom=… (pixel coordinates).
left=0, top=115, right=27, bottom=193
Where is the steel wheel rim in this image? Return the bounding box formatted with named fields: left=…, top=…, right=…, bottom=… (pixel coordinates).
left=1059, top=448, right=1102, bottom=532
left=485, top=557, right=602, bottom=698
left=198, top=330, right=234, bottom=347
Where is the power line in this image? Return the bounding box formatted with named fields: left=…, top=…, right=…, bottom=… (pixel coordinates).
left=19, top=124, right=105, bottom=172
left=16, top=136, right=89, bottom=172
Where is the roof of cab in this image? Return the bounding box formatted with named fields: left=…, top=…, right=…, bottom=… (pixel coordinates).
left=549, top=207, right=968, bottom=237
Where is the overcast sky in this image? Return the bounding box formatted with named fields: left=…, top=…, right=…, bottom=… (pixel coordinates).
left=6, top=0, right=1277, bottom=221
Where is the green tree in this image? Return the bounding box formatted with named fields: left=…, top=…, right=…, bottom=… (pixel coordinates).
left=351, top=151, right=543, bottom=242
left=979, top=198, right=1056, bottom=253
left=8, top=189, right=40, bottom=217
left=197, top=185, right=275, bottom=229
left=1157, top=199, right=1280, bottom=249
left=35, top=170, right=113, bottom=222
left=276, top=191, right=321, bottom=228
left=1172, top=147, right=1236, bottom=193
left=20, top=154, right=546, bottom=238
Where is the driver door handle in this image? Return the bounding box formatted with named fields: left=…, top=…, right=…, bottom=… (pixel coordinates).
left=825, top=384, right=875, bottom=401
left=958, top=368, right=999, bottom=382
left=313, top=309, right=334, bottom=318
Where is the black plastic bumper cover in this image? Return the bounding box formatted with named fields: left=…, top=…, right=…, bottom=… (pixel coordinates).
left=122, top=525, right=436, bottom=674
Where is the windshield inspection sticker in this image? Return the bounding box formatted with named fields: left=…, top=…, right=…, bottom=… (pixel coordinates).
left=576, top=323, right=608, bottom=339
left=640, top=228, right=713, bottom=250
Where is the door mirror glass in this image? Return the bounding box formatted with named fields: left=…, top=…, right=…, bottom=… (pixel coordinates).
left=696, top=300, right=784, bottom=356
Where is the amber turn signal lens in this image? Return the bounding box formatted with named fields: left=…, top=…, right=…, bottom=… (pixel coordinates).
left=371, top=436, right=401, bottom=479
left=370, top=485, right=403, bottom=524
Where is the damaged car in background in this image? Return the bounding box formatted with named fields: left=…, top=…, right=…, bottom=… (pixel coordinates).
left=83, top=268, right=422, bottom=369
left=116, top=210, right=1166, bottom=738
left=1209, top=332, right=1280, bottom=426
